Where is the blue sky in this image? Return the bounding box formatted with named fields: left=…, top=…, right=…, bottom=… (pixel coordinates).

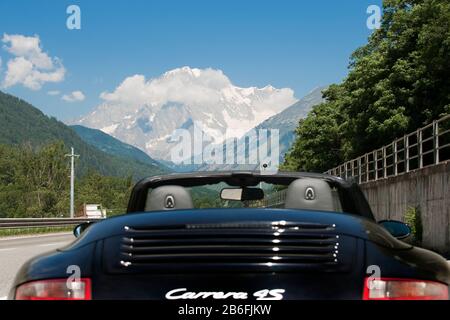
left=0, top=0, right=381, bottom=121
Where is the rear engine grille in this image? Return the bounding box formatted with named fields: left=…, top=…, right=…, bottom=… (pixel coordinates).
left=103, top=222, right=355, bottom=273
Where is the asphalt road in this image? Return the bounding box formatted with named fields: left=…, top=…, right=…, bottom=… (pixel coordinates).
left=0, top=233, right=74, bottom=299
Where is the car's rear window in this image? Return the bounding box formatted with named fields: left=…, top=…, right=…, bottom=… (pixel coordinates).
left=144, top=181, right=344, bottom=212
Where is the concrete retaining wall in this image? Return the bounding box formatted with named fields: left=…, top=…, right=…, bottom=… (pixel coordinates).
left=360, top=161, right=450, bottom=253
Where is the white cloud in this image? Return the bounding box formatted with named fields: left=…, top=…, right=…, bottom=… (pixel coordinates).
left=79, top=66, right=297, bottom=160
left=62, top=90, right=85, bottom=102
left=47, top=90, right=60, bottom=96
left=99, top=67, right=232, bottom=107
left=1, top=34, right=65, bottom=90
left=99, top=66, right=296, bottom=112
left=94, top=66, right=296, bottom=141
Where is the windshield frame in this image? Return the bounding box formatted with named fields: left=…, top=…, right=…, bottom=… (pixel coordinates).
left=126, top=171, right=375, bottom=220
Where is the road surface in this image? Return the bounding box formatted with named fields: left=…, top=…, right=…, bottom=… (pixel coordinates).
left=0, top=233, right=74, bottom=299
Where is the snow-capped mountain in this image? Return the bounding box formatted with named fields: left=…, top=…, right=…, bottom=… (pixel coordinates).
left=194, top=86, right=327, bottom=171
left=73, top=67, right=297, bottom=160
left=248, top=85, right=328, bottom=157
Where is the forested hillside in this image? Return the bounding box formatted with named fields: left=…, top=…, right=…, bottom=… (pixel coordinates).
left=0, top=90, right=166, bottom=179
left=0, top=91, right=169, bottom=218
left=71, top=125, right=164, bottom=169
left=283, top=0, right=450, bottom=173
left=0, top=143, right=132, bottom=218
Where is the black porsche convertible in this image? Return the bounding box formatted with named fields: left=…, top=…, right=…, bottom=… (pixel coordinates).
left=9, top=172, right=450, bottom=300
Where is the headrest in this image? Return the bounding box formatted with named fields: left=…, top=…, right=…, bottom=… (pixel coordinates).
left=284, top=178, right=336, bottom=212
left=145, top=185, right=194, bottom=211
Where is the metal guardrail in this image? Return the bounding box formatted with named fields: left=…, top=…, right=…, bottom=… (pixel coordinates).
left=263, top=190, right=287, bottom=208
left=326, top=114, right=450, bottom=183
left=0, top=218, right=104, bottom=229
left=249, top=189, right=287, bottom=208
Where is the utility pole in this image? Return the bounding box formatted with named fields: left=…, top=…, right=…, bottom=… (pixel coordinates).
left=65, top=147, right=79, bottom=218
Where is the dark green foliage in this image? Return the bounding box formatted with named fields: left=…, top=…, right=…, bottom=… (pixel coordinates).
left=0, top=142, right=132, bottom=217
left=0, top=90, right=170, bottom=217
left=0, top=142, right=68, bottom=217
left=71, top=125, right=167, bottom=170
left=75, top=171, right=133, bottom=216
left=404, top=206, right=423, bottom=245
left=0, top=90, right=166, bottom=180
left=283, top=0, right=450, bottom=173
left=282, top=88, right=345, bottom=172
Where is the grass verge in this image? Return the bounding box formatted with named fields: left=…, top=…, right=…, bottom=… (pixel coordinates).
left=0, top=226, right=74, bottom=238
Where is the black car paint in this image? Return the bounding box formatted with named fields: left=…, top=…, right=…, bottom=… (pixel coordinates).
left=8, top=172, right=450, bottom=300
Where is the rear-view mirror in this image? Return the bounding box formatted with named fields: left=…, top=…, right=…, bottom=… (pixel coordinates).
left=220, top=188, right=264, bottom=201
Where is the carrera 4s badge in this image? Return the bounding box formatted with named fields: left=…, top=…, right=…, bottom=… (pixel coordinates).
left=165, top=288, right=285, bottom=300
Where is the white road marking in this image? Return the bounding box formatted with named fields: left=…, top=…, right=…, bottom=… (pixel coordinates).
left=0, top=248, right=16, bottom=252
left=37, top=242, right=63, bottom=247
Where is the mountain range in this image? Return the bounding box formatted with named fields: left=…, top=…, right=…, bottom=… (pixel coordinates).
left=249, top=85, right=327, bottom=157
left=0, top=90, right=168, bottom=179
left=72, top=67, right=298, bottom=161
left=70, top=125, right=163, bottom=169
left=194, top=86, right=327, bottom=171
left=0, top=67, right=326, bottom=176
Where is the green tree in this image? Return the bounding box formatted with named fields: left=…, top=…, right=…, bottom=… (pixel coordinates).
left=341, top=0, right=450, bottom=158
left=0, top=142, right=133, bottom=218
left=76, top=171, right=133, bottom=216
left=0, top=142, right=70, bottom=217
left=282, top=89, right=345, bottom=172
left=283, top=0, right=450, bottom=172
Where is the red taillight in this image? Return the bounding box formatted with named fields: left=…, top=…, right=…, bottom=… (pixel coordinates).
left=363, top=277, right=449, bottom=300
left=15, top=278, right=91, bottom=300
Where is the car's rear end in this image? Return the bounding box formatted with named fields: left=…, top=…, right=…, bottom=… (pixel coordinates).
left=99, top=215, right=362, bottom=299
left=10, top=208, right=450, bottom=300
left=9, top=173, right=450, bottom=300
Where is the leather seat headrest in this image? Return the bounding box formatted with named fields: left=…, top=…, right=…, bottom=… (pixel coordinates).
left=145, top=185, right=194, bottom=211
left=284, top=178, right=337, bottom=212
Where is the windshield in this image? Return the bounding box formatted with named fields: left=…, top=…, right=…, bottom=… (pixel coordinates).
left=143, top=179, right=344, bottom=212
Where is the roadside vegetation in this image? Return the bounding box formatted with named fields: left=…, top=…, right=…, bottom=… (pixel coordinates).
left=0, top=142, right=133, bottom=218
left=0, top=226, right=73, bottom=237
left=404, top=206, right=423, bottom=245
left=282, top=0, right=450, bottom=173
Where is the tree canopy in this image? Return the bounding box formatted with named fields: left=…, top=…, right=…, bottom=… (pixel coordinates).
left=0, top=142, right=132, bottom=218
left=283, top=0, right=450, bottom=173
